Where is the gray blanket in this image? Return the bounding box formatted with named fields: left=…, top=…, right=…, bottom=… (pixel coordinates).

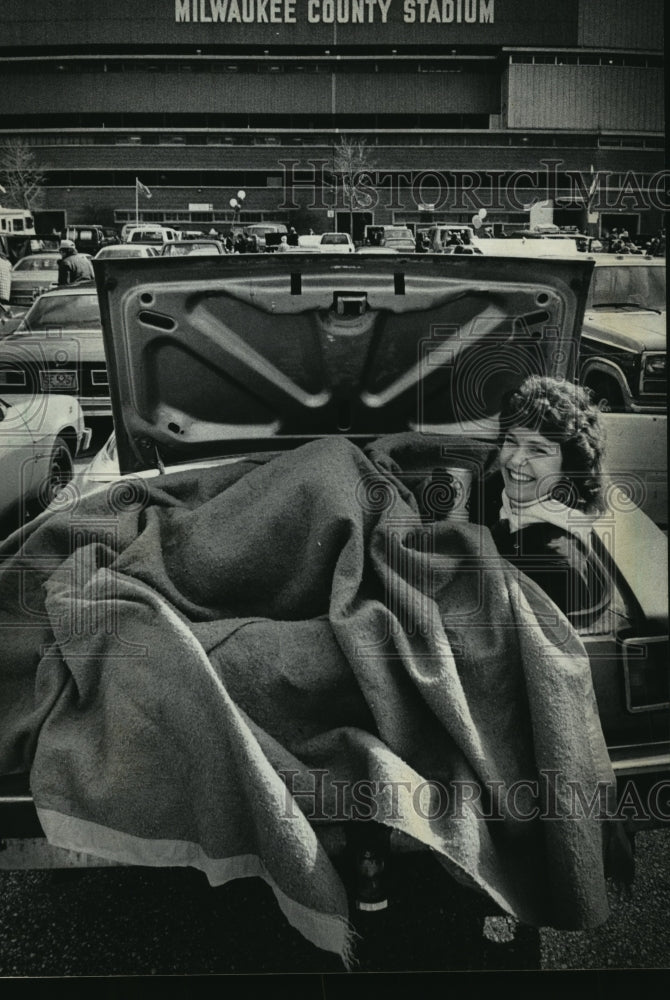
left=0, top=435, right=623, bottom=965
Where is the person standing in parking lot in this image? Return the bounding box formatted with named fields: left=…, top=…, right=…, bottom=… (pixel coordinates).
left=57, top=239, right=94, bottom=285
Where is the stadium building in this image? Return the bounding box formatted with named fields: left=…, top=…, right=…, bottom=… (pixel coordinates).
left=0, top=0, right=665, bottom=239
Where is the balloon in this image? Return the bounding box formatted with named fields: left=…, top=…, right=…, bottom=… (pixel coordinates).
left=478, top=208, right=487, bottom=220
left=472, top=216, right=483, bottom=229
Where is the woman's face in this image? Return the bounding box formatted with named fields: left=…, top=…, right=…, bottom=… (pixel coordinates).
left=500, top=426, right=563, bottom=504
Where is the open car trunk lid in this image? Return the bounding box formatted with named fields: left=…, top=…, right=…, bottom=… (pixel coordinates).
left=93, top=253, right=594, bottom=475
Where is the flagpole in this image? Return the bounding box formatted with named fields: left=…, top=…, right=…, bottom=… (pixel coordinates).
left=135, top=178, right=139, bottom=228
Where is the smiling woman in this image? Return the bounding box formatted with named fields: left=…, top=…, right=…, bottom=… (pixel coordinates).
left=489, top=375, right=609, bottom=621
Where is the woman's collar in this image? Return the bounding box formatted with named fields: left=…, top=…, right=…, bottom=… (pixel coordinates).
left=499, top=490, right=596, bottom=543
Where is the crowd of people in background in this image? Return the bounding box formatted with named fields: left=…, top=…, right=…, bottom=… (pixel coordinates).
left=601, top=227, right=666, bottom=256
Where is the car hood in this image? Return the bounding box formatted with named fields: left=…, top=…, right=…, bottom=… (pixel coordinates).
left=0, top=393, right=82, bottom=429
left=93, top=253, right=593, bottom=475
left=582, top=309, right=666, bottom=353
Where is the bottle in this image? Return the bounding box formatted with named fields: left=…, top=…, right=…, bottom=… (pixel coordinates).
left=346, top=821, right=391, bottom=912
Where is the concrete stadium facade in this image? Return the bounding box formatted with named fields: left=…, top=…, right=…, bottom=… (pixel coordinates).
left=0, top=0, right=665, bottom=238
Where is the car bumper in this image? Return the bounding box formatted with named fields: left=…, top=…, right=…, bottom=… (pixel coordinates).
left=77, top=397, right=112, bottom=417
left=627, top=400, right=667, bottom=415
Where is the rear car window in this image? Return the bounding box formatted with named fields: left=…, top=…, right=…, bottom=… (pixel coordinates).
left=14, top=256, right=59, bottom=271
left=19, top=293, right=101, bottom=331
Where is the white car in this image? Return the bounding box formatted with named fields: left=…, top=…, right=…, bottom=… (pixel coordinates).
left=0, top=393, right=91, bottom=534
left=355, top=246, right=401, bottom=255
left=94, top=244, right=161, bottom=259
left=315, top=232, right=355, bottom=254
left=9, top=252, right=61, bottom=307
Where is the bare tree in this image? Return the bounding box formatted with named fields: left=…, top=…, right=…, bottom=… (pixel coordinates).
left=0, top=139, right=45, bottom=210
left=333, top=137, right=376, bottom=238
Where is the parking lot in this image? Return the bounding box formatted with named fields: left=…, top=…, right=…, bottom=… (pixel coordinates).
left=1, top=828, right=668, bottom=979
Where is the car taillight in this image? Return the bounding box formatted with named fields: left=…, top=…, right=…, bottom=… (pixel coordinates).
left=621, top=635, right=670, bottom=712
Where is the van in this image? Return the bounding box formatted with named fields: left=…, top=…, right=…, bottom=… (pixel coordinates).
left=65, top=225, right=108, bottom=255
left=124, top=226, right=179, bottom=245
left=0, top=207, right=36, bottom=236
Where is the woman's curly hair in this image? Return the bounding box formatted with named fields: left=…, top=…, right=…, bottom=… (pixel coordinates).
left=498, top=375, right=606, bottom=513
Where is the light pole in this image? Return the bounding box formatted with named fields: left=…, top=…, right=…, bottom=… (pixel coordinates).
left=229, top=189, right=246, bottom=232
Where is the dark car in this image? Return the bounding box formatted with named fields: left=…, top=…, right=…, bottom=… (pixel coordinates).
left=0, top=253, right=666, bottom=955
left=0, top=283, right=110, bottom=417
left=65, top=224, right=108, bottom=256
left=579, top=256, right=666, bottom=413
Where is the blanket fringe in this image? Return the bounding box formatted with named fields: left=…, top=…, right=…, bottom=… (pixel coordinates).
left=36, top=807, right=358, bottom=969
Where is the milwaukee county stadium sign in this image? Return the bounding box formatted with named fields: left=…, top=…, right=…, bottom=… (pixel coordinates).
left=2, top=0, right=581, bottom=47
left=175, top=0, right=495, bottom=23
left=169, top=0, right=579, bottom=42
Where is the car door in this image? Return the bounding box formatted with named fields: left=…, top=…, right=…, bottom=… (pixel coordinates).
left=0, top=397, right=37, bottom=522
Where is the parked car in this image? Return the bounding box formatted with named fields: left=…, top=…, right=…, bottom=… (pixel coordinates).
left=52, top=253, right=670, bottom=783
left=579, top=255, right=666, bottom=413
left=64, top=224, right=108, bottom=256
left=315, top=232, right=355, bottom=253
left=94, top=244, right=161, bottom=259
left=297, top=234, right=323, bottom=250
left=355, top=246, right=400, bottom=254
left=379, top=226, right=416, bottom=252
left=0, top=284, right=110, bottom=417
left=0, top=254, right=666, bottom=949
left=101, top=227, right=121, bottom=247
left=9, top=251, right=60, bottom=307
left=161, top=240, right=225, bottom=257
left=124, top=226, right=179, bottom=246
left=242, top=222, right=287, bottom=251
left=0, top=392, right=90, bottom=534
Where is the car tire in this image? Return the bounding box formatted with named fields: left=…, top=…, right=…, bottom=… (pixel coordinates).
left=36, top=436, right=75, bottom=512
left=585, top=376, right=624, bottom=413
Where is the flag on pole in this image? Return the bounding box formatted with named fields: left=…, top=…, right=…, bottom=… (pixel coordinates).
left=587, top=165, right=598, bottom=207
left=136, top=178, right=152, bottom=199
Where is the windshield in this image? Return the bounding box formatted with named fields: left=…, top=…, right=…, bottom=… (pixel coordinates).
left=97, top=246, right=145, bottom=258
left=321, top=234, right=349, bottom=244
left=14, top=256, right=59, bottom=271
left=18, top=293, right=101, bottom=331
left=588, top=265, right=666, bottom=311
left=246, top=226, right=285, bottom=236
left=164, top=242, right=219, bottom=256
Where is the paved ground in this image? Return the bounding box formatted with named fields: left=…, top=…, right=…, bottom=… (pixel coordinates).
left=0, top=829, right=668, bottom=984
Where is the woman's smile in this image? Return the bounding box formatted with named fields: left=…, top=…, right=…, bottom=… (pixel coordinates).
left=500, top=427, right=563, bottom=504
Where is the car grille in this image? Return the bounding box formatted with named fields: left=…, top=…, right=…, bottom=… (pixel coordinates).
left=640, top=375, right=666, bottom=397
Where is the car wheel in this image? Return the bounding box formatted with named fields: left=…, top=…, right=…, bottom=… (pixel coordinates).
left=585, top=376, right=624, bottom=413
left=37, top=436, right=75, bottom=511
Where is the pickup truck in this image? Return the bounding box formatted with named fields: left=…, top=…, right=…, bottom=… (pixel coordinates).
left=0, top=252, right=667, bottom=955
left=315, top=232, right=355, bottom=253
left=579, top=255, right=666, bottom=414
